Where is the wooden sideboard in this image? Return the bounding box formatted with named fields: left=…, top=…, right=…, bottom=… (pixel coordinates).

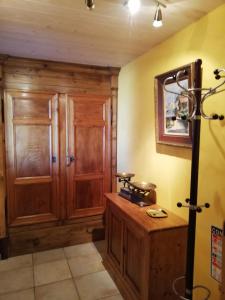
left=104, top=193, right=188, bottom=300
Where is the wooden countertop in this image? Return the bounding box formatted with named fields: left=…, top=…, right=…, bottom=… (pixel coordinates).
left=105, top=193, right=188, bottom=234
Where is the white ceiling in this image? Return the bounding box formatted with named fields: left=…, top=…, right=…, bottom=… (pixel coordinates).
left=0, top=0, right=224, bottom=67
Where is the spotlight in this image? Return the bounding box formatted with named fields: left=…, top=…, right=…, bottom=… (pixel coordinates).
left=153, top=3, right=162, bottom=27
left=153, top=1, right=166, bottom=28
left=124, top=0, right=141, bottom=16
left=85, top=0, right=95, bottom=10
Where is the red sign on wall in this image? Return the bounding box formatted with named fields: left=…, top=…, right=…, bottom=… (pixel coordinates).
left=211, top=226, right=223, bottom=282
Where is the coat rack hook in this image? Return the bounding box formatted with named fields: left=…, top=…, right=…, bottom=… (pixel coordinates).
left=163, top=66, right=225, bottom=121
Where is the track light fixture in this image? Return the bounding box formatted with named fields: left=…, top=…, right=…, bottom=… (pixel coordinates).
left=85, top=0, right=95, bottom=10
left=153, top=1, right=166, bottom=27
left=124, top=0, right=141, bottom=16
left=84, top=0, right=167, bottom=29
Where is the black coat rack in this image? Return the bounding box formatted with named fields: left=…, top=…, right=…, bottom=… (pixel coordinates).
left=163, top=59, right=225, bottom=300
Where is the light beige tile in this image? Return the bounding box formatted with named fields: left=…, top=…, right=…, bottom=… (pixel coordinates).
left=75, top=270, right=119, bottom=300
left=34, top=259, right=71, bottom=286
left=0, top=288, right=35, bottom=300
left=68, top=252, right=105, bottom=277
left=33, top=248, right=65, bottom=265
left=64, top=242, right=99, bottom=258
left=0, top=267, right=33, bottom=295
left=35, top=279, right=79, bottom=300
left=0, top=254, right=32, bottom=273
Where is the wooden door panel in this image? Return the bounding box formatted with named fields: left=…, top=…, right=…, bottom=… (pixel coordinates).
left=109, top=208, right=123, bottom=270
left=75, top=126, right=104, bottom=175
left=5, top=91, right=59, bottom=226
left=67, top=95, right=111, bottom=219
left=75, top=103, right=104, bottom=122
left=74, top=178, right=103, bottom=209
left=124, top=225, right=143, bottom=297
left=13, top=97, right=50, bottom=119
left=15, top=125, right=51, bottom=178
left=15, top=183, right=52, bottom=217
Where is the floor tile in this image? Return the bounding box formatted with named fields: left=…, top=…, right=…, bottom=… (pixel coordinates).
left=68, top=252, right=105, bottom=277
left=0, top=288, right=35, bottom=300
left=34, top=259, right=71, bottom=286
left=0, top=267, right=33, bottom=295
left=0, top=254, right=32, bottom=273
left=64, top=242, right=99, bottom=258
left=33, top=248, right=65, bottom=265
left=75, top=270, right=119, bottom=300
left=35, top=279, right=79, bottom=300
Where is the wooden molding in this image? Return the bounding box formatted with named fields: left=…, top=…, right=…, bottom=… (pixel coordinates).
left=2, top=55, right=120, bottom=76
left=111, top=74, right=118, bottom=192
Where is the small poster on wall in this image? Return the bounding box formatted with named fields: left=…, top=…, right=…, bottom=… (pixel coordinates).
left=211, top=226, right=223, bottom=282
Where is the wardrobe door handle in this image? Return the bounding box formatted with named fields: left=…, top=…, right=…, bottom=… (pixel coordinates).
left=70, top=156, right=75, bottom=162
left=52, top=156, right=57, bottom=163
left=66, top=155, right=75, bottom=166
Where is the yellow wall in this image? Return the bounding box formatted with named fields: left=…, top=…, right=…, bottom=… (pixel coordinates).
left=118, top=4, right=225, bottom=300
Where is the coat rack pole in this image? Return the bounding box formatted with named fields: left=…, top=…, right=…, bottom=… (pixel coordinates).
left=185, top=59, right=202, bottom=300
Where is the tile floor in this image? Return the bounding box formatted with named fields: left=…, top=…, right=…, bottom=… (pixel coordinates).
left=0, top=241, right=124, bottom=300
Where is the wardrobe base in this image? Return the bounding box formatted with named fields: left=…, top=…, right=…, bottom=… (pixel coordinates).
left=8, top=215, right=104, bottom=257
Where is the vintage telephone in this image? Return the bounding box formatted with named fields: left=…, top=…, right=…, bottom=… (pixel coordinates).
left=116, top=172, right=157, bottom=207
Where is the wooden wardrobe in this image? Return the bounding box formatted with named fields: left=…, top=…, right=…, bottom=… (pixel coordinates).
left=0, top=55, right=119, bottom=256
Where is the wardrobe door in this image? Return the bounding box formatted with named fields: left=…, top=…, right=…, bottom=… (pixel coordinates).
left=67, top=95, right=111, bottom=219
left=5, top=91, right=60, bottom=226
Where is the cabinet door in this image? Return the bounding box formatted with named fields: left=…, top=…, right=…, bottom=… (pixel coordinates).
left=5, top=91, right=60, bottom=226
left=107, top=204, right=123, bottom=272
left=123, top=224, right=146, bottom=299
left=66, top=95, right=111, bottom=219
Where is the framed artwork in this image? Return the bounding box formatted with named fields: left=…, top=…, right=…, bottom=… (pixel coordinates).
left=155, top=63, right=194, bottom=147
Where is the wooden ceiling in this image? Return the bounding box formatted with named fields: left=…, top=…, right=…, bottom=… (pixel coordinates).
left=0, top=0, right=224, bottom=67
